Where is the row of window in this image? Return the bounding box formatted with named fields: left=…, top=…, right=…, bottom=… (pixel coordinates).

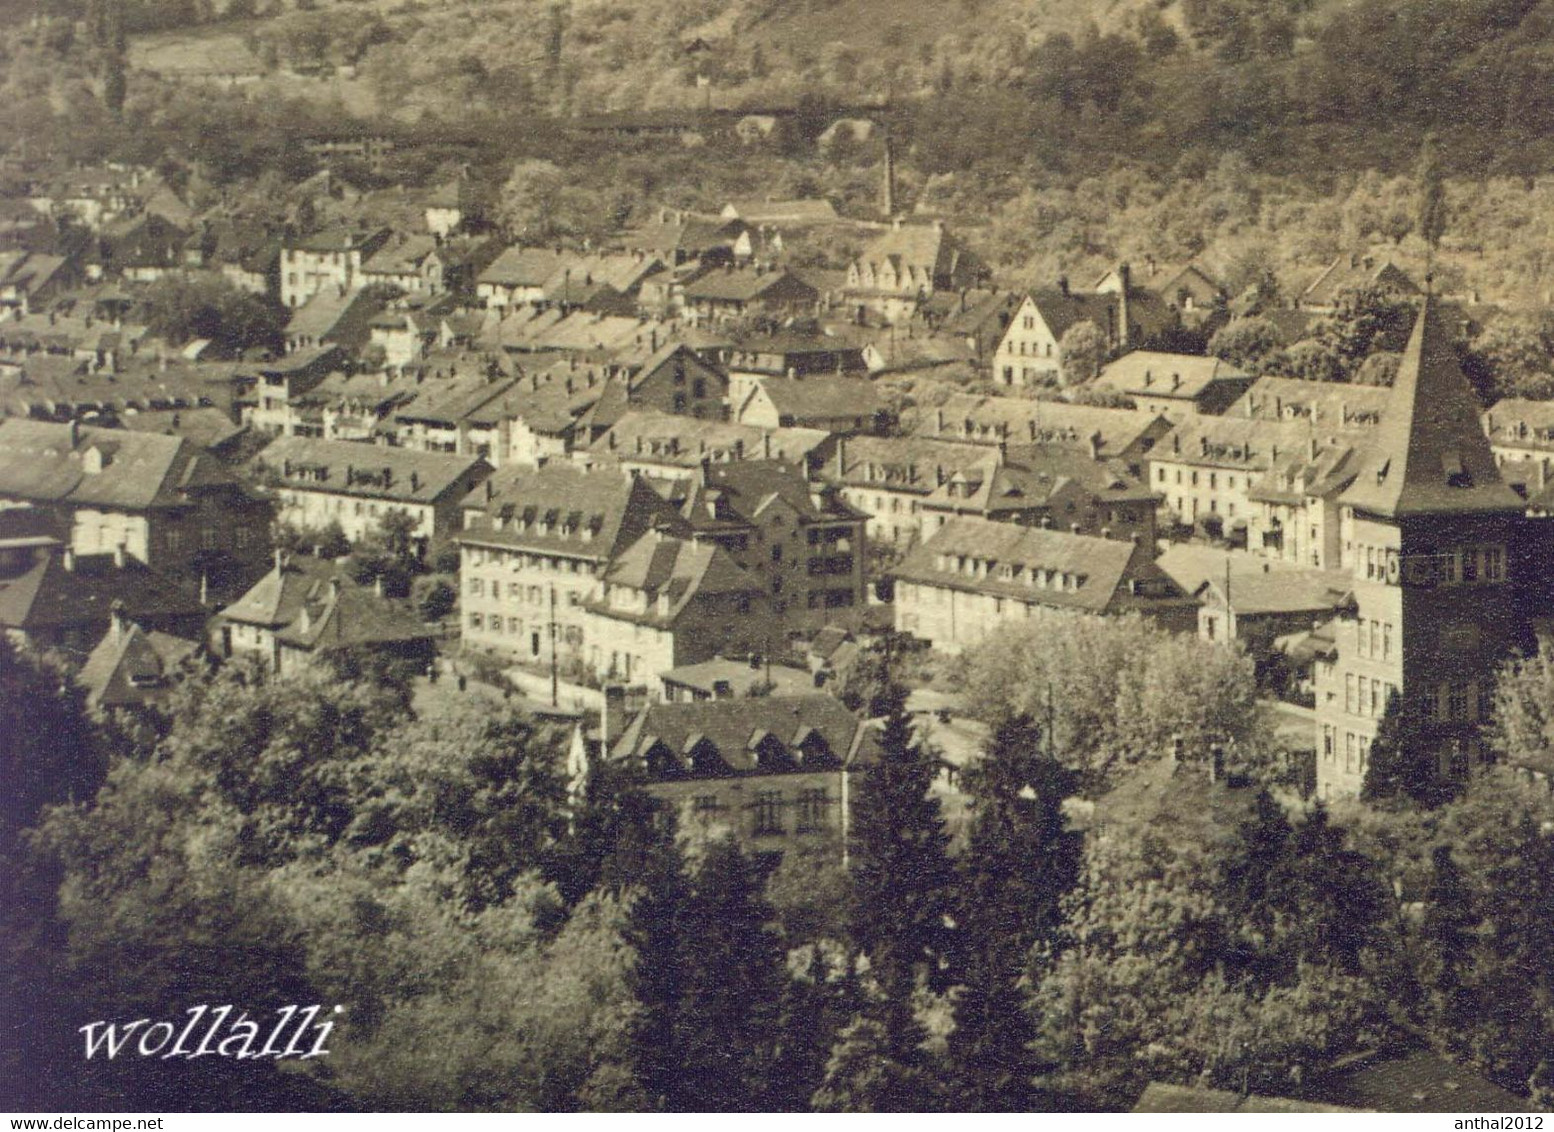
left=467, top=577, right=582, bottom=605
left=1344, top=674, right=1399, bottom=718
left=695, top=788, right=831, bottom=836
left=1321, top=727, right=1371, bottom=777
left=1157, top=467, right=1241, bottom=491
left=1356, top=544, right=1508, bottom=586
left=1354, top=618, right=1395, bottom=662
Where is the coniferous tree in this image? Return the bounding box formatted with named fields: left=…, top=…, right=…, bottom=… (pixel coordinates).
left=769, top=946, right=860, bottom=1111
left=1218, top=788, right=1295, bottom=985
left=1361, top=690, right=1436, bottom=806
left=667, top=836, right=785, bottom=1111
left=848, top=679, right=955, bottom=995
left=811, top=1012, right=934, bottom=1113
left=1418, top=844, right=1478, bottom=1044
left=947, top=713, right=1079, bottom=1110
left=599, top=797, right=689, bottom=1108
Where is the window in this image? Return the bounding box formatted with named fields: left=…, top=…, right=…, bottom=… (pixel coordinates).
left=1370, top=677, right=1380, bottom=717
left=754, top=790, right=783, bottom=835
left=1370, top=620, right=1380, bottom=658
left=469, top=578, right=484, bottom=597
left=1450, top=682, right=1473, bottom=722
left=1345, top=731, right=1356, bottom=773
left=692, top=794, right=721, bottom=821
left=1485, top=545, right=1507, bottom=582
left=1323, top=725, right=1334, bottom=761
left=1382, top=622, right=1393, bottom=660
left=1345, top=673, right=1356, bottom=715
left=797, top=788, right=828, bottom=832
left=468, top=612, right=484, bottom=630
left=1357, top=619, right=1369, bottom=656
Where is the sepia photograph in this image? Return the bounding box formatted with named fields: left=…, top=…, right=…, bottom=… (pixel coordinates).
left=2, top=0, right=1554, bottom=1118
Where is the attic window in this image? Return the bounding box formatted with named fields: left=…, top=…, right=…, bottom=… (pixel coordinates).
left=1443, top=452, right=1472, bottom=488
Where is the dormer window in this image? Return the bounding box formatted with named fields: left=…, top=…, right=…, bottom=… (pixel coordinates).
left=1443, top=452, right=1472, bottom=488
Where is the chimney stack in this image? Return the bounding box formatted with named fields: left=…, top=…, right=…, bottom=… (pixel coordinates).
left=1117, top=263, right=1132, bottom=349
left=62, top=546, right=75, bottom=572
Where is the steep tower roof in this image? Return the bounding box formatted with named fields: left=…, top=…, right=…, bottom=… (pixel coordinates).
left=1339, top=297, right=1523, bottom=518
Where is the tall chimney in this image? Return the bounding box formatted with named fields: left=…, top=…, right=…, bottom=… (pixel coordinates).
left=881, top=134, right=896, bottom=220
left=1117, top=263, right=1132, bottom=349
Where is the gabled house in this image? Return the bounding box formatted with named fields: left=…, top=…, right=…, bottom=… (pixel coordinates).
left=844, top=219, right=983, bottom=323
left=581, top=527, right=769, bottom=683
left=668, top=459, right=869, bottom=630
left=915, top=394, right=1173, bottom=478
left=253, top=435, right=492, bottom=550
left=594, top=692, right=877, bottom=859
left=77, top=605, right=200, bottom=713
left=456, top=464, right=681, bottom=665
left=281, top=225, right=391, bottom=309
left=1299, top=253, right=1420, bottom=312
left=0, top=419, right=271, bottom=594
left=0, top=513, right=208, bottom=658
left=1093, top=350, right=1253, bottom=419
left=732, top=374, right=887, bottom=433
left=681, top=266, right=818, bottom=324
left=211, top=554, right=435, bottom=676
left=893, top=516, right=1198, bottom=652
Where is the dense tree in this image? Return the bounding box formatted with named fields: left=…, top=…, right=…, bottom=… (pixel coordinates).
left=667, top=837, right=785, bottom=1111
left=137, top=275, right=285, bottom=354
left=961, top=614, right=1264, bottom=794
left=1209, top=316, right=1285, bottom=374
left=1058, top=319, right=1107, bottom=385
left=848, top=681, right=955, bottom=994
left=947, top=714, right=1079, bottom=1110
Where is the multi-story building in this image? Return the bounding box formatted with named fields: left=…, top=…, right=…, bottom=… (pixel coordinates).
left=668, top=460, right=869, bottom=631
left=591, top=691, right=878, bottom=861
left=0, top=419, right=272, bottom=596
left=916, top=446, right=1160, bottom=547
left=1147, top=416, right=1326, bottom=533
left=914, top=394, right=1173, bottom=478
left=280, top=226, right=391, bottom=309
left=456, top=464, right=679, bottom=666
left=580, top=528, right=769, bottom=682
left=1092, top=351, right=1253, bottom=420
left=844, top=219, right=983, bottom=323
left=211, top=554, right=435, bottom=676
left=824, top=435, right=1004, bottom=545
left=253, top=436, right=491, bottom=551
left=1313, top=299, right=1531, bottom=799
left=892, top=516, right=1197, bottom=653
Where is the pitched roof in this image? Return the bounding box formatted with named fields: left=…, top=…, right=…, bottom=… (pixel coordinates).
left=893, top=515, right=1180, bottom=614
left=829, top=434, right=1000, bottom=491
left=608, top=693, right=873, bottom=776
left=117, top=407, right=246, bottom=452
left=747, top=375, right=885, bottom=422
left=78, top=620, right=199, bottom=709
left=0, top=547, right=204, bottom=632
left=682, top=267, right=816, bottom=304
left=721, top=199, right=839, bottom=226
left=0, top=419, right=234, bottom=510
left=1339, top=298, right=1523, bottom=518
left=660, top=657, right=817, bottom=697
left=458, top=463, right=672, bottom=560
left=1027, top=288, right=1119, bottom=340
left=1301, top=254, right=1420, bottom=308
left=1297, top=1048, right=1531, bottom=1113
left=1156, top=544, right=1353, bottom=616
left=593, top=411, right=832, bottom=469
left=1095, top=350, right=1249, bottom=401
left=1133, top=1083, right=1360, bottom=1114
left=253, top=436, right=489, bottom=504
left=676, top=459, right=866, bottom=528
left=218, top=556, right=432, bottom=650
left=595, top=530, right=760, bottom=625
left=1228, top=375, right=1392, bottom=431
left=918, top=393, right=1170, bottom=459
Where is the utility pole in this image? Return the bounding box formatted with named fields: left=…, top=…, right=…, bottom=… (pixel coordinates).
left=549, top=582, right=559, bottom=707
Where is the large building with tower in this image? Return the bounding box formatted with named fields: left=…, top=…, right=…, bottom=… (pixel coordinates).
left=1313, top=298, right=1533, bottom=799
